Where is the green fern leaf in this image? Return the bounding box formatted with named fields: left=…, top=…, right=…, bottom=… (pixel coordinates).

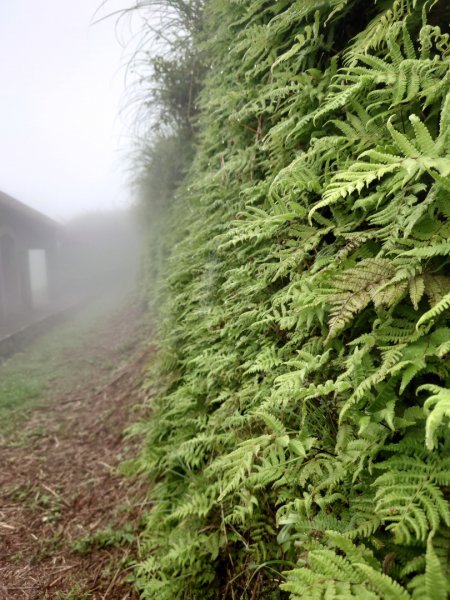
left=374, top=455, right=450, bottom=543
left=416, top=292, right=450, bottom=329
left=409, top=115, right=438, bottom=158
left=409, top=275, right=425, bottom=309
left=355, top=563, right=411, bottom=599
left=418, top=385, right=450, bottom=450
left=425, top=535, right=447, bottom=600
left=387, top=118, right=419, bottom=158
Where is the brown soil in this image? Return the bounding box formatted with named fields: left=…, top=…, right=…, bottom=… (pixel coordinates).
left=0, top=300, right=153, bottom=599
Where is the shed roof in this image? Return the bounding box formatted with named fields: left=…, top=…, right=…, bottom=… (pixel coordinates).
left=0, top=190, right=62, bottom=230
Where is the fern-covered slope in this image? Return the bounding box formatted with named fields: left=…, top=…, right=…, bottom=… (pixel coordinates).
left=133, top=1, right=450, bottom=598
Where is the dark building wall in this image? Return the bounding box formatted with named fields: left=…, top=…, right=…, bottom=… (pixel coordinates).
left=0, top=195, right=62, bottom=327
left=0, top=231, right=24, bottom=318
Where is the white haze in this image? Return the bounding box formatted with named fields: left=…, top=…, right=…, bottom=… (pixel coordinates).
left=0, top=0, right=140, bottom=222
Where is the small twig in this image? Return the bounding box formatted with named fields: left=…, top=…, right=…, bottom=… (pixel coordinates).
left=41, top=484, right=60, bottom=499
left=48, top=564, right=78, bottom=587
left=48, top=574, right=64, bottom=588
left=91, top=560, right=107, bottom=589
left=97, top=460, right=114, bottom=472
left=102, top=565, right=123, bottom=599
left=51, top=563, right=78, bottom=574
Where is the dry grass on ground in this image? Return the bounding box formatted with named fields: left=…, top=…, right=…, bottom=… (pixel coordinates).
left=0, top=299, right=153, bottom=599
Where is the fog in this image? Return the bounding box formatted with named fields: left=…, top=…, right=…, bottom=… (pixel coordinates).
left=60, top=208, right=140, bottom=301
left=0, top=193, right=140, bottom=342
left=0, top=0, right=140, bottom=222
left=0, top=1, right=148, bottom=343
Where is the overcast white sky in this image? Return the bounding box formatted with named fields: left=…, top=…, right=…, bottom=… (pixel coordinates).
left=0, top=0, right=140, bottom=222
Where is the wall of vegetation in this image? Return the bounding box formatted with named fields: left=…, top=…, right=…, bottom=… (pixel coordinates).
left=131, top=0, right=450, bottom=597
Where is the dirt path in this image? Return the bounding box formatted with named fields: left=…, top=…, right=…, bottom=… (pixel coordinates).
left=0, top=298, right=152, bottom=599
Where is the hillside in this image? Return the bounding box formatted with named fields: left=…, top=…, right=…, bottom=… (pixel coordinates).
left=131, top=0, right=450, bottom=598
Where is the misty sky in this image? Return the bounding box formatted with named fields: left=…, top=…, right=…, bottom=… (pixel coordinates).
left=0, top=0, right=140, bottom=222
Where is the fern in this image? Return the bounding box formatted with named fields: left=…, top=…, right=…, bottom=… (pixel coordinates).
left=129, top=0, right=450, bottom=598
left=281, top=532, right=411, bottom=599
left=416, top=292, right=450, bottom=329
left=419, top=384, right=450, bottom=450
left=373, top=454, right=450, bottom=544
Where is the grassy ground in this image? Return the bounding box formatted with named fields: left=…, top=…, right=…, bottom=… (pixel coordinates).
left=0, top=292, right=152, bottom=599
left=0, top=293, right=134, bottom=437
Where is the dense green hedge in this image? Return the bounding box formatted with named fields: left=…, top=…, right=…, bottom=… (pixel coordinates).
left=132, top=1, right=450, bottom=597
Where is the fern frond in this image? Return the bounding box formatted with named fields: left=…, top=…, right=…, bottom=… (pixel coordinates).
left=418, top=385, right=450, bottom=450
left=282, top=533, right=411, bottom=599
left=425, top=535, right=447, bottom=600
left=374, top=455, right=450, bottom=543
left=416, top=292, right=450, bottom=329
